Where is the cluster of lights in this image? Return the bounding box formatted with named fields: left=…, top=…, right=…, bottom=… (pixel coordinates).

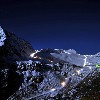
left=30, top=50, right=40, bottom=58
left=30, top=51, right=54, bottom=62
left=30, top=51, right=43, bottom=60
left=18, top=51, right=100, bottom=99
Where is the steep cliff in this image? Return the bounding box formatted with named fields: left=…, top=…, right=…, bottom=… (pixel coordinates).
left=0, top=26, right=34, bottom=100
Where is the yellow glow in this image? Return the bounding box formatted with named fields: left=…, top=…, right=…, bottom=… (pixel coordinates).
left=61, top=81, right=66, bottom=87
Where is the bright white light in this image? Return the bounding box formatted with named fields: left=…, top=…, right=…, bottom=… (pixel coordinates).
left=61, top=81, right=66, bottom=87
left=80, top=69, right=83, bottom=71
left=30, top=53, right=36, bottom=57
left=88, top=66, right=92, bottom=70
left=72, top=73, right=75, bottom=76
left=50, top=88, right=56, bottom=92
left=36, top=50, right=39, bottom=52
left=34, top=56, right=38, bottom=58
left=76, top=70, right=81, bottom=75
left=30, top=50, right=40, bottom=58
left=54, top=49, right=59, bottom=50
left=83, top=55, right=87, bottom=67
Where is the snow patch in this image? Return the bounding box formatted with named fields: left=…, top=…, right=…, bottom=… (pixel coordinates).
left=0, top=26, right=6, bottom=46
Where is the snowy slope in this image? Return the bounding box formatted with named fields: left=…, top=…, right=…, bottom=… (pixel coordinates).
left=7, top=48, right=100, bottom=100
left=51, top=50, right=85, bottom=66
left=0, top=26, right=6, bottom=46
left=51, top=49, right=100, bottom=67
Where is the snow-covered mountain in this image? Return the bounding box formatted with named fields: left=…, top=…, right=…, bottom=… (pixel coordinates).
left=51, top=49, right=100, bottom=67
left=30, top=48, right=67, bottom=64
left=0, top=26, right=100, bottom=100
left=8, top=48, right=100, bottom=100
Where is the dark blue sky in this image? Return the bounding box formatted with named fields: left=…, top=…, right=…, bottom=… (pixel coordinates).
left=0, top=0, right=100, bottom=54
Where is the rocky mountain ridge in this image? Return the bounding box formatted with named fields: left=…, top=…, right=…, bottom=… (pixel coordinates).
left=0, top=26, right=34, bottom=100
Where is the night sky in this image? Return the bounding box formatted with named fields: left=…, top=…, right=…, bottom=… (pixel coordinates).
left=0, top=0, right=100, bottom=54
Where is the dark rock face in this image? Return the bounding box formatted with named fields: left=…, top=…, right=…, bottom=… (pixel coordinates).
left=0, top=69, right=23, bottom=100
left=0, top=30, right=34, bottom=62
left=0, top=29, right=34, bottom=100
